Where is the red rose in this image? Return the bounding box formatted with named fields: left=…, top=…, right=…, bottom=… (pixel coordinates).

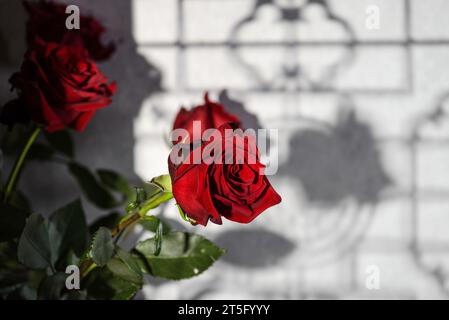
left=172, top=93, right=241, bottom=144
left=1, top=40, right=116, bottom=132
left=169, top=123, right=281, bottom=226
left=24, top=0, right=115, bottom=61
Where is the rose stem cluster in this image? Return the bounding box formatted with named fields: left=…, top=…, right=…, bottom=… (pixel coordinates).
left=79, top=191, right=174, bottom=279
left=0, top=122, right=173, bottom=280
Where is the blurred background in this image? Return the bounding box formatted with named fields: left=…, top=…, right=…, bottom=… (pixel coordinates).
left=2, top=0, right=449, bottom=299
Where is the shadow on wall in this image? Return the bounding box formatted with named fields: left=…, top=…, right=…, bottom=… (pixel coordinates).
left=215, top=229, right=295, bottom=268
left=279, top=103, right=391, bottom=207
left=0, top=0, right=162, bottom=217
left=219, top=90, right=264, bottom=132
left=65, top=0, right=162, bottom=181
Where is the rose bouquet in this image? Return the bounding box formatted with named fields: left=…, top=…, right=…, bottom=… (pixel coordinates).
left=0, top=1, right=281, bottom=300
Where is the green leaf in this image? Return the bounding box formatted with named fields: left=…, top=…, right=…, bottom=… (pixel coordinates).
left=0, top=203, right=29, bottom=242
left=44, top=130, right=74, bottom=158
left=140, top=216, right=171, bottom=235
left=116, top=248, right=142, bottom=276
left=107, top=257, right=142, bottom=285
left=4, top=284, right=37, bottom=300
left=176, top=204, right=189, bottom=222
left=150, top=175, right=172, bottom=193
left=63, top=290, right=87, bottom=300
left=37, top=273, right=67, bottom=300
left=154, top=221, right=163, bottom=256
left=89, top=212, right=121, bottom=235
left=17, top=214, right=52, bottom=270
left=135, top=187, right=148, bottom=204
left=66, top=250, right=80, bottom=266
left=175, top=204, right=196, bottom=225
left=85, top=267, right=140, bottom=300
left=91, top=227, right=114, bottom=267
left=135, top=232, right=225, bottom=280
left=97, top=169, right=134, bottom=200
left=68, top=162, right=119, bottom=209
left=0, top=269, right=29, bottom=294
left=109, top=281, right=139, bottom=300
left=143, top=184, right=163, bottom=200
left=48, top=199, right=88, bottom=263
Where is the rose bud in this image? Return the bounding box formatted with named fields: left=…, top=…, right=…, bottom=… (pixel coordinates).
left=24, top=0, right=115, bottom=61
left=1, top=39, right=116, bottom=132
left=172, top=93, right=241, bottom=145
left=168, top=123, right=281, bottom=226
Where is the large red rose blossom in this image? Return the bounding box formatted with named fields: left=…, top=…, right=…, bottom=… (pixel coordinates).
left=172, top=93, right=241, bottom=144
left=0, top=39, right=116, bottom=132
left=24, top=0, right=115, bottom=61
left=169, top=122, right=282, bottom=226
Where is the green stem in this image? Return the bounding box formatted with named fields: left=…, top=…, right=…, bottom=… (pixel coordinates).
left=3, top=126, right=41, bottom=203
left=79, top=192, right=174, bottom=279
left=111, top=211, right=142, bottom=238
left=137, top=192, right=173, bottom=216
